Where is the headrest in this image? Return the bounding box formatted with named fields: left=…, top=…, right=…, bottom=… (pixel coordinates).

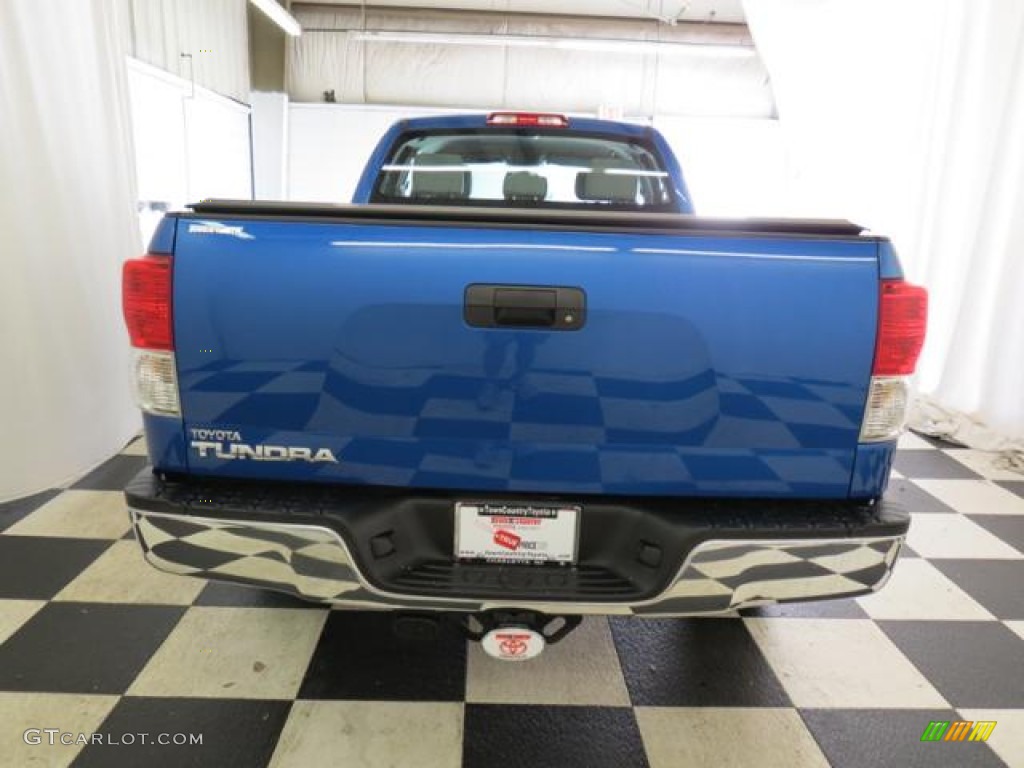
left=503, top=171, right=548, bottom=202
left=410, top=153, right=470, bottom=199
left=575, top=158, right=638, bottom=203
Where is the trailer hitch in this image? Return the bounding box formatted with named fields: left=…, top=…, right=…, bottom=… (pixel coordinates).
left=455, top=610, right=583, bottom=661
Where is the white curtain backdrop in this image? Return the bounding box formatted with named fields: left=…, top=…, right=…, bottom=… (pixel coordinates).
left=744, top=0, right=1024, bottom=450
left=0, top=1, right=142, bottom=502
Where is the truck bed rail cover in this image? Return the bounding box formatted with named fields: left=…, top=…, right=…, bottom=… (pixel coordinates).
left=186, top=200, right=868, bottom=238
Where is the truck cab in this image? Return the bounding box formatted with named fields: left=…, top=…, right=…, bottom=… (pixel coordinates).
left=352, top=112, right=693, bottom=213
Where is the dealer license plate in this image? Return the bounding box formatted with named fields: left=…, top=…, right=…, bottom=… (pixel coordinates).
left=455, top=502, right=580, bottom=564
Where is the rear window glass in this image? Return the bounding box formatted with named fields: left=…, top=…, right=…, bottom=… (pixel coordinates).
left=372, top=128, right=675, bottom=211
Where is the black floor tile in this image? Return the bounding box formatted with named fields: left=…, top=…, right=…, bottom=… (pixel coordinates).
left=884, top=478, right=957, bottom=514
left=0, top=489, right=61, bottom=532
left=741, top=596, right=869, bottom=619
left=967, top=515, right=1024, bottom=556
left=878, top=621, right=1024, bottom=708
left=997, top=481, right=1024, bottom=499
left=610, top=617, right=789, bottom=706
left=931, top=559, right=1024, bottom=620
left=297, top=611, right=466, bottom=701
left=72, top=455, right=148, bottom=491
left=71, top=697, right=291, bottom=768
left=463, top=704, right=648, bottom=768
left=0, top=536, right=111, bottom=599
left=195, top=581, right=319, bottom=609
left=0, top=602, right=184, bottom=694
left=892, top=451, right=981, bottom=480
left=801, top=708, right=1005, bottom=768
left=908, top=431, right=964, bottom=449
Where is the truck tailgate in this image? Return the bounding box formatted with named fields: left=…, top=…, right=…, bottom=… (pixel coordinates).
left=171, top=208, right=879, bottom=498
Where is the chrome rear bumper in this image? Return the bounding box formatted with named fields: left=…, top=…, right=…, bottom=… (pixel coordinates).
left=130, top=507, right=903, bottom=616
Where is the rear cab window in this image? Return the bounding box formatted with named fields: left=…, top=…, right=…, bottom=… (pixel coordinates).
left=371, top=128, right=676, bottom=211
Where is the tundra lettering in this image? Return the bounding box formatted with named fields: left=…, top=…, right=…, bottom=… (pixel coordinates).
left=190, top=441, right=338, bottom=463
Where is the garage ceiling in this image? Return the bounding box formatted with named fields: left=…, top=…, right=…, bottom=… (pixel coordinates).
left=301, top=0, right=746, bottom=24
left=284, top=1, right=764, bottom=115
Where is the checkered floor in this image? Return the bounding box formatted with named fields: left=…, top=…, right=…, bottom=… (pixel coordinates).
left=1, top=432, right=1023, bottom=768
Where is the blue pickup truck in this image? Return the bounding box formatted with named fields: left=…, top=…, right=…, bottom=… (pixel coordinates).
left=122, top=112, right=927, bottom=660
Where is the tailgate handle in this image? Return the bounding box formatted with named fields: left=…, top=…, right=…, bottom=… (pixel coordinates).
left=495, top=288, right=555, bottom=327
left=465, top=285, right=585, bottom=330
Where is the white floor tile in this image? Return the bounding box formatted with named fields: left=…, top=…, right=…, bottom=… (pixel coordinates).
left=128, top=607, right=327, bottom=699
left=957, top=709, right=1024, bottom=768
left=636, top=707, right=830, bottom=768
left=899, top=432, right=939, bottom=450
left=269, top=701, right=463, bottom=768
left=55, top=541, right=206, bottom=605
left=0, top=599, right=46, bottom=644
left=744, top=618, right=948, bottom=708
left=120, top=436, right=148, bottom=457
left=1005, top=621, right=1024, bottom=643
left=466, top=617, right=630, bottom=706
left=5, top=490, right=130, bottom=539
left=906, top=513, right=1023, bottom=559
left=0, top=692, right=118, bottom=768
left=914, top=479, right=1024, bottom=516
left=857, top=559, right=996, bottom=621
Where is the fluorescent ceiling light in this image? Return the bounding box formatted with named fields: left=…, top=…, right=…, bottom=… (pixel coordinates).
left=250, top=0, right=302, bottom=37
left=348, top=30, right=755, bottom=59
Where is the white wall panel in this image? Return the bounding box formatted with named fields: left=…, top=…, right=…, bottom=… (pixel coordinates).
left=654, top=116, right=794, bottom=216
left=127, top=58, right=252, bottom=244
left=184, top=96, right=253, bottom=201
left=129, top=64, right=189, bottom=207
left=288, top=104, right=457, bottom=202
left=252, top=91, right=289, bottom=199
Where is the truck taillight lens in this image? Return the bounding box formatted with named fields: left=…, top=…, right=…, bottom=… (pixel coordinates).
left=873, top=280, right=928, bottom=376
left=860, top=279, right=928, bottom=442
left=123, top=256, right=172, bottom=350
left=123, top=255, right=179, bottom=417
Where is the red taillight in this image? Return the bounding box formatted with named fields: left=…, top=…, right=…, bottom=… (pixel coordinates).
left=873, top=279, right=928, bottom=376
left=487, top=112, right=569, bottom=128
left=122, top=255, right=172, bottom=350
